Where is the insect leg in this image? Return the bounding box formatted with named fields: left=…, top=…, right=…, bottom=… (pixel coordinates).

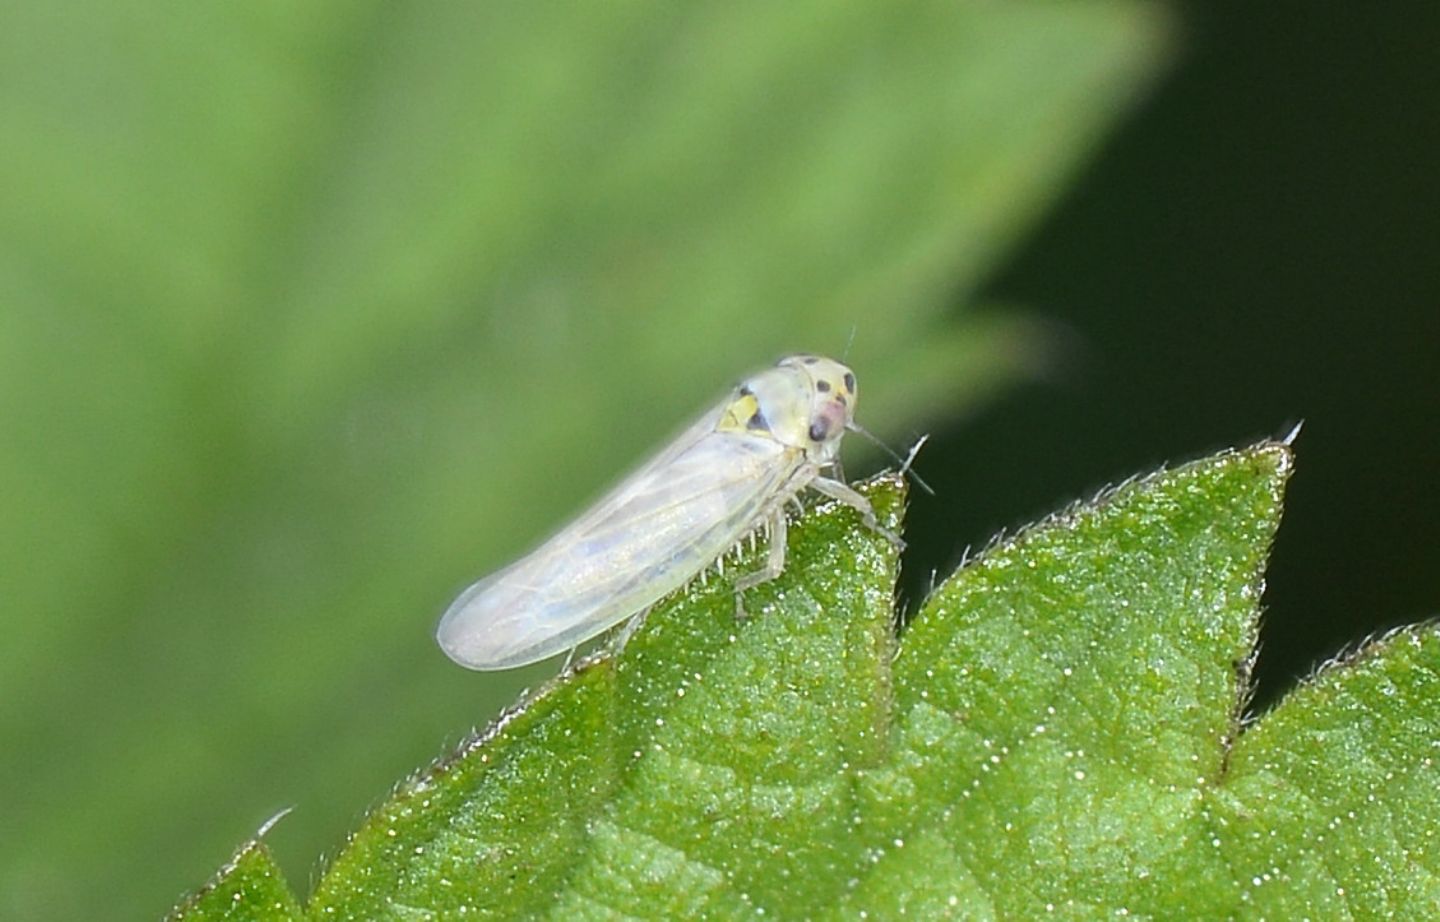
left=611, top=604, right=656, bottom=655
left=733, top=509, right=788, bottom=619
left=809, top=476, right=905, bottom=549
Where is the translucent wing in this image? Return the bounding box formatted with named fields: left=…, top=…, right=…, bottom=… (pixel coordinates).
left=436, top=413, right=806, bottom=670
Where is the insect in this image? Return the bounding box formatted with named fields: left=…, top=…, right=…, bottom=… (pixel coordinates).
left=435, top=354, right=899, bottom=671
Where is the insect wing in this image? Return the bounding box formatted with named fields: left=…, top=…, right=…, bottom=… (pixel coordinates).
left=437, top=423, right=800, bottom=670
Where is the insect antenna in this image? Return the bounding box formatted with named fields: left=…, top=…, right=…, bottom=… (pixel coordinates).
left=846, top=424, right=935, bottom=495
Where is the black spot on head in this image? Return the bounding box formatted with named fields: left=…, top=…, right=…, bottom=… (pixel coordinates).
left=843, top=372, right=856, bottom=392
left=815, top=379, right=831, bottom=392
left=835, top=394, right=847, bottom=407
left=802, top=356, right=819, bottom=365
left=808, top=420, right=830, bottom=442
left=747, top=409, right=770, bottom=432
left=738, top=385, right=753, bottom=397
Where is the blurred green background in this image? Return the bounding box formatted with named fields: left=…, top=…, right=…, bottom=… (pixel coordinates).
left=1, top=3, right=1434, bottom=919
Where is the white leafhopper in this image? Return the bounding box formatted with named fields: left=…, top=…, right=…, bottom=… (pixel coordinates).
left=436, top=354, right=899, bottom=671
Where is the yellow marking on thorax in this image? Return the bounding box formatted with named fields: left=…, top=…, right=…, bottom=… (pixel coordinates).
left=715, top=392, right=769, bottom=436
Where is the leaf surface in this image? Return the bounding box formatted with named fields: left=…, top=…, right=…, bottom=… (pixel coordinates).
left=176, top=441, right=1440, bottom=917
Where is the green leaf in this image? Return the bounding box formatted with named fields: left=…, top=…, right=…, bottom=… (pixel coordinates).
left=1209, top=626, right=1440, bottom=917
left=180, top=440, right=1440, bottom=916
left=167, top=840, right=301, bottom=922
left=305, top=477, right=907, bottom=919
left=0, top=6, right=1173, bottom=916
left=856, top=444, right=1289, bottom=916
left=176, top=440, right=1440, bottom=917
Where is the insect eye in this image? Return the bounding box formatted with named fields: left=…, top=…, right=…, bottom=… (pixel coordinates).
left=815, top=380, right=831, bottom=392
left=843, top=372, right=856, bottom=392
